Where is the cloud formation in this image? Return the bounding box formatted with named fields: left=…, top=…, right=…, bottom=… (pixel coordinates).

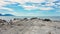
left=0, top=0, right=60, bottom=16
left=0, top=0, right=60, bottom=11
left=39, top=7, right=54, bottom=10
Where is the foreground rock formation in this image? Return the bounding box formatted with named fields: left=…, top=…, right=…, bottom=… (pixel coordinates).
left=0, top=18, right=60, bottom=34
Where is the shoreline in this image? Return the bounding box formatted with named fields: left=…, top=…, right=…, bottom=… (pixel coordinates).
left=0, top=16, right=60, bottom=22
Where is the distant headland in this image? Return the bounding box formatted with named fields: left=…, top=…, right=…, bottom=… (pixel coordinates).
left=0, top=14, right=14, bottom=16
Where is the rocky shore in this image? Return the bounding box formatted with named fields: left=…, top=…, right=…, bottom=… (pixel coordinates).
left=0, top=17, right=60, bottom=34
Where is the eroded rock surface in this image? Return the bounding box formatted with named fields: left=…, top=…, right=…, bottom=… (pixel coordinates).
left=0, top=19, right=60, bottom=34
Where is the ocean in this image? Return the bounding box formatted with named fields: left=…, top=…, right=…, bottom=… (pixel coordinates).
left=0, top=16, right=60, bottom=22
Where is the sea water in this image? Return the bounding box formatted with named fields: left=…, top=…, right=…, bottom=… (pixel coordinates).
left=0, top=16, right=60, bottom=22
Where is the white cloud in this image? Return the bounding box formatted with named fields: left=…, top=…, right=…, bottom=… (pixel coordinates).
left=45, top=3, right=55, bottom=6
left=0, top=0, right=14, bottom=6
left=0, top=0, right=60, bottom=16
left=10, top=0, right=45, bottom=4
left=0, top=0, right=18, bottom=16
left=39, top=7, right=54, bottom=10
left=26, top=13, right=39, bottom=16
left=29, top=0, right=45, bottom=3
left=10, top=0, right=26, bottom=4
left=0, top=7, right=13, bottom=11
left=47, top=0, right=58, bottom=2
left=56, top=9, right=60, bottom=12
left=6, top=0, right=59, bottom=11
left=0, top=0, right=8, bottom=6
left=0, top=0, right=18, bottom=7
left=56, top=2, right=60, bottom=5
left=9, top=0, right=59, bottom=5
left=22, top=5, right=38, bottom=10
left=0, top=6, right=18, bottom=16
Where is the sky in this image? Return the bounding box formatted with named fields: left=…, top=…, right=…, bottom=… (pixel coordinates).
left=0, top=0, right=60, bottom=16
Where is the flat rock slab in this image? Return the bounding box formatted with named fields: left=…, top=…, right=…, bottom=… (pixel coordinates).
left=0, top=25, right=57, bottom=34
left=0, top=21, right=60, bottom=34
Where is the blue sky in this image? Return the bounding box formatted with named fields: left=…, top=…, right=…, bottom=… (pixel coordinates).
left=0, top=0, right=60, bottom=16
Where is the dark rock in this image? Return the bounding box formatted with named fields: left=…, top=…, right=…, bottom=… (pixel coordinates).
left=14, top=18, right=16, bottom=20
left=23, top=18, right=28, bottom=21
left=43, top=19, right=51, bottom=21
left=0, top=19, right=6, bottom=23
left=2, top=20, right=7, bottom=22
left=30, top=17, right=38, bottom=20
left=0, top=19, right=7, bottom=27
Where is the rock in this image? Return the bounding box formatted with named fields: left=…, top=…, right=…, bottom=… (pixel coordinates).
left=48, top=31, right=51, bottom=34
left=23, top=18, right=28, bottom=21
left=30, top=17, right=38, bottom=20
left=57, top=27, right=60, bottom=29
left=43, top=19, right=51, bottom=21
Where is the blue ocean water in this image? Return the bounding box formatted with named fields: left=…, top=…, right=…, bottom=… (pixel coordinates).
left=0, top=16, right=60, bottom=21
